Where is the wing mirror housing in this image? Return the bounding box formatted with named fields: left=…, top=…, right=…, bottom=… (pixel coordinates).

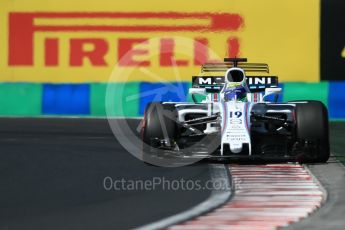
left=263, top=87, right=282, bottom=101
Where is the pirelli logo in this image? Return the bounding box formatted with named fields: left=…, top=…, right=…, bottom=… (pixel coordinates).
left=8, top=12, right=244, bottom=67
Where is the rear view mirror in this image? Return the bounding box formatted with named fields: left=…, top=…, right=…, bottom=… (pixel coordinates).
left=189, top=88, right=207, bottom=96
left=263, top=87, right=282, bottom=101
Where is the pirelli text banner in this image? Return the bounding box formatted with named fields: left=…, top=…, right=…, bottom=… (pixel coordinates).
left=0, top=0, right=319, bottom=83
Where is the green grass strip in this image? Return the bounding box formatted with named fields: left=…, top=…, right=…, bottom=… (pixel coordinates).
left=283, top=82, right=329, bottom=106
left=0, top=83, right=42, bottom=116
left=91, top=82, right=140, bottom=117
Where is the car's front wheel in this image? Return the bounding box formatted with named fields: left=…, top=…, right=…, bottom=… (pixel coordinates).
left=293, top=100, right=330, bottom=163
left=141, top=102, right=179, bottom=163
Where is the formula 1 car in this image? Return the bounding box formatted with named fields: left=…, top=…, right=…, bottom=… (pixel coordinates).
left=141, top=58, right=330, bottom=164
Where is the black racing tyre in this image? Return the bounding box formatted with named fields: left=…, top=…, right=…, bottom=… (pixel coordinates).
left=141, top=102, right=179, bottom=162
left=293, top=100, right=330, bottom=163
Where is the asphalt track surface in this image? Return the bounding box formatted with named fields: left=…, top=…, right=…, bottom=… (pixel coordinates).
left=0, top=118, right=212, bottom=230
left=285, top=122, right=345, bottom=230
left=1, top=118, right=345, bottom=230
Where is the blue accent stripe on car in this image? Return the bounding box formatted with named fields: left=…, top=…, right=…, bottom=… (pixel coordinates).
left=42, top=84, right=90, bottom=115
left=221, top=103, right=227, bottom=136
left=244, top=102, right=251, bottom=133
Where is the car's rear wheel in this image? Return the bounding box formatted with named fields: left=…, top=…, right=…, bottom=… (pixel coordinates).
left=141, top=102, right=179, bottom=163
left=292, top=100, right=330, bottom=163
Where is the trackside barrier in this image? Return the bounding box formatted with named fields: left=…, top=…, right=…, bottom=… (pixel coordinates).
left=0, top=82, right=344, bottom=118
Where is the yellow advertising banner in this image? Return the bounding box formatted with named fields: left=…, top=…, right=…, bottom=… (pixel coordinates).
left=0, top=0, right=319, bottom=82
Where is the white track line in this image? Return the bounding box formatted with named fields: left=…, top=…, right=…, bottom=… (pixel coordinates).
left=134, top=164, right=232, bottom=230
left=170, top=164, right=324, bottom=230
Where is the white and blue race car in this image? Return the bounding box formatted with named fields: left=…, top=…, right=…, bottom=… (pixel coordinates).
left=141, top=58, right=329, bottom=164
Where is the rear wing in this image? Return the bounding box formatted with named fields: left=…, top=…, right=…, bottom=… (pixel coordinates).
left=192, top=76, right=279, bottom=93
left=201, top=58, right=269, bottom=73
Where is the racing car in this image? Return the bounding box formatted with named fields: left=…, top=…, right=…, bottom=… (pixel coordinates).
left=141, top=58, right=330, bottom=164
